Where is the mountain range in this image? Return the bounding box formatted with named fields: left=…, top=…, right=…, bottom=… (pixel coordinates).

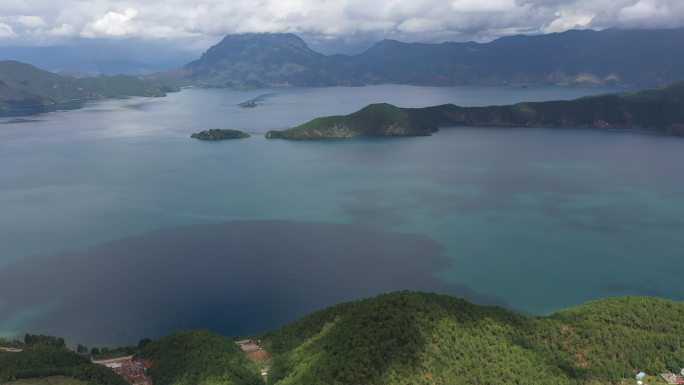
left=177, top=28, right=684, bottom=88
left=3, top=27, right=684, bottom=114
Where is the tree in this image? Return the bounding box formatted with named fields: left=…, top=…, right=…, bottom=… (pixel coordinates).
left=138, top=338, right=152, bottom=350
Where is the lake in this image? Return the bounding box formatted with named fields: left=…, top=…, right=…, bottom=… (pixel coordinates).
left=2, top=85, right=683, bottom=346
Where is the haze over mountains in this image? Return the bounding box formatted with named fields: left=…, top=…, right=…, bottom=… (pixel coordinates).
left=0, top=39, right=198, bottom=76
left=178, top=28, right=684, bottom=88
left=3, top=27, right=684, bottom=114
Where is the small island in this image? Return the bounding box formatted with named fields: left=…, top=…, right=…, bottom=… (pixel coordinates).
left=239, top=100, right=257, bottom=108
left=266, top=81, right=684, bottom=139
left=191, top=129, right=250, bottom=140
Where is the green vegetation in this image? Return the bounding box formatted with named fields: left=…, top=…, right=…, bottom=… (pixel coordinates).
left=0, top=60, right=173, bottom=113
left=266, top=81, right=684, bottom=139
left=4, top=293, right=683, bottom=385
left=88, top=345, right=137, bottom=360
left=262, top=292, right=684, bottom=385
left=266, top=103, right=438, bottom=139
left=4, top=376, right=87, bottom=385
left=0, top=348, right=126, bottom=385
left=191, top=129, right=250, bottom=140
left=23, top=335, right=65, bottom=349
left=139, top=330, right=263, bottom=385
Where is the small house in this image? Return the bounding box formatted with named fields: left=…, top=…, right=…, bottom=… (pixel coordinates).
left=636, top=372, right=646, bottom=380
left=661, top=372, right=683, bottom=384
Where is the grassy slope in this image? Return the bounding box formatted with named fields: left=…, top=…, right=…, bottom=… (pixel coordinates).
left=140, top=330, right=263, bottom=385
left=0, top=60, right=167, bottom=111
left=266, top=81, right=684, bottom=139
left=0, top=348, right=126, bottom=385
left=263, top=292, right=684, bottom=385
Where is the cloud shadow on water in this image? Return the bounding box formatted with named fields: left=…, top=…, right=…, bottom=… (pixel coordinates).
left=0, top=220, right=504, bottom=345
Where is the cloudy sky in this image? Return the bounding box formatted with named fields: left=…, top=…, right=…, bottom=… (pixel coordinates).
left=0, top=0, right=683, bottom=53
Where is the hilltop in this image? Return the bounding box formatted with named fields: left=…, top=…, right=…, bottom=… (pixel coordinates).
left=0, top=60, right=173, bottom=113
left=4, top=292, right=683, bottom=385
left=266, top=103, right=438, bottom=139
left=266, top=81, right=684, bottom=139
left=139, top=330, right=263, bottom=385
left=179, top=28, right=684, bottom=88
left=262, top=292, right=684, bottom=385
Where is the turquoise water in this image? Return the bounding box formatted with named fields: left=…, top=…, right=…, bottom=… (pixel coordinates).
left=2, top=85, right=683, bottom=345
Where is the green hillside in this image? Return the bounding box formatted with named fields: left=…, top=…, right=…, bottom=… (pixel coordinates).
left=265, top=103, right=438, bottom=139
left=266, top=81, right=684, bottom=139
left=5, top=293, right=683, bottom=385
left=139, top=330, right=263, bottom=385
left=262, top=292, right=684, bottom=385
left=0, top=60, right=170, bottom=112
left=0, top=348, right=126, bottom=385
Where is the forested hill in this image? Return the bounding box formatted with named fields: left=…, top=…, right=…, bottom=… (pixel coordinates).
left=179, top=28, right=684, bottom=88
left=266, top=80, right=684, bottom=139
left=0, top=60, right=172, bottom=113
left=4, top=293, right=683, bottom=385
left=139, top=330, right=263, bottom=385
left=263, top=292, right=684, bottom=385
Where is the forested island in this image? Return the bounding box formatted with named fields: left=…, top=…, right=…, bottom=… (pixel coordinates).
left=266, top=81, right=684, bottom=139
left=3, top=292, right=684, bottom=385
left=191, top=129, right=250, bottom=140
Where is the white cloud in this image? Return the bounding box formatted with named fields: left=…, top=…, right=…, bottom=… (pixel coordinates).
left=620, top=0, right=667, bottom=20
left=16, top=15, right=46, bottom=28
left=451, top=0, right=518, bottom=13
left=81, top=8, right=139, bottom=38
left=0, top=0, right=681, bottom=48
left=0, top=22, right=17, bottom=38
left=544, top=10, right=595, bottom=33
left=48, top=23, right=75, bottom=36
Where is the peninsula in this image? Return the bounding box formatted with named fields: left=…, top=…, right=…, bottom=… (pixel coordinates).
left=191, top=129, right=250, bottom=140
left=266, top=81, right=684, bottom=139
left=0, top=60, right=174, bottom=114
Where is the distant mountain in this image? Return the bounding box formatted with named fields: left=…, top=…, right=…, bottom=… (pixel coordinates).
left=266, top=80, right=684, bottom=139
left=180, top=33, right=334, bottom=88
left=0, top=39, right=197, bottom=76
left=181, top=28, right=684, bottom=88
left=0, top=60, right=172, bottom=113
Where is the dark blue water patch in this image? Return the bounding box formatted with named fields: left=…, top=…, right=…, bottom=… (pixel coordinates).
left=0, top=220, right=504, bottom=346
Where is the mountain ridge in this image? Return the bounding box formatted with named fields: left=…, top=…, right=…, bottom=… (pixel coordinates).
left=178, top=27, right=684, bottom=88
